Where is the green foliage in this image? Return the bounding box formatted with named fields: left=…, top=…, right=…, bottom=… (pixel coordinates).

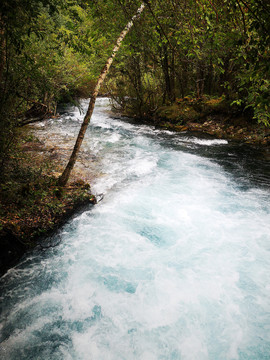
left=231, top=1, right=270, bottom=125
left=0, top=0, right=110, bottom=164
left=0, top=0, right=269, bottom=169
left=99, top=0, right=270, bottom=126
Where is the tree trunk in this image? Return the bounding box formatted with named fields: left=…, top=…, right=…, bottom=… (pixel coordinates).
left=170, top=49, right=176, bottom=102
left=0, top=14, right=6, bottom=91
left=162, top=44, right=172, bottom=102
left=58, top=3, right=145, bottom=187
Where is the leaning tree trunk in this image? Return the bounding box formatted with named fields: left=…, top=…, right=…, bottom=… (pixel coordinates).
left=58, top=3, right=145, bottom=186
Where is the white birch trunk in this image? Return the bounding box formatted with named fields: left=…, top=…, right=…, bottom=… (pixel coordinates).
left=58, top=3, right=145, bottom=186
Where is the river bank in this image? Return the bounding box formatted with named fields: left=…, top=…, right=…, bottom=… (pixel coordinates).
left=157, top=115, right=270, bottom=147
left=0, top=128, right=97, bottom=276
left=121, top=97, right=270, bottom=151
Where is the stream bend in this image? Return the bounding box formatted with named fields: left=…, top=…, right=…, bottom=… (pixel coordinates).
left=1, top=98, right=270, bottom=360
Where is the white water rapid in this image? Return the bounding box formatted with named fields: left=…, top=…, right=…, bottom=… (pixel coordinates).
left=1, top=98, right=270, bottom=360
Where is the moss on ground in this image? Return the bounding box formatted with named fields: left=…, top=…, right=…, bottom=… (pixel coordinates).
left=0, top=132, right=96, bottom=275
left=154, top=97, right=270, bottom=146
left=0, top=175, right=95, bottom=243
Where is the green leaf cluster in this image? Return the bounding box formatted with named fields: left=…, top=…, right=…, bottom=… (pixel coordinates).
left=0, top=0, right=110, bottom=162
left=99, top=0, right=270, bottom=125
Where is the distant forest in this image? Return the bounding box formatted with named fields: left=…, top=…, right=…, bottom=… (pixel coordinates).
left=0, top=0, right=270, bottom=161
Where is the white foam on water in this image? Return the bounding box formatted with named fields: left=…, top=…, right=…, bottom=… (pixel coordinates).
left=1, top=99, right=270, bottom=360
left=189, top=138, right=228, bottom=146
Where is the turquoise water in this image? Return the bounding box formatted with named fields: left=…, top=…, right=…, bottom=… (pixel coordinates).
left=1, top=99, right=270, bottom=359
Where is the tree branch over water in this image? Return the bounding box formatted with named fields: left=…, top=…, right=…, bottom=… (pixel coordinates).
left=58, top=3, right=145, bottom=186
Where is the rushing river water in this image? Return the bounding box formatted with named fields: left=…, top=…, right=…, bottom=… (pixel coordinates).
left=1, top=98, right=270, bottom=360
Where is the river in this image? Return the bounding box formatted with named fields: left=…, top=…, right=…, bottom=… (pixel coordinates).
left=1, top=98, right=270, bottom=360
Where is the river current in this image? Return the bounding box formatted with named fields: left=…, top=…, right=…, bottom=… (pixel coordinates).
left=1, top=98, right=270, bottom=360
